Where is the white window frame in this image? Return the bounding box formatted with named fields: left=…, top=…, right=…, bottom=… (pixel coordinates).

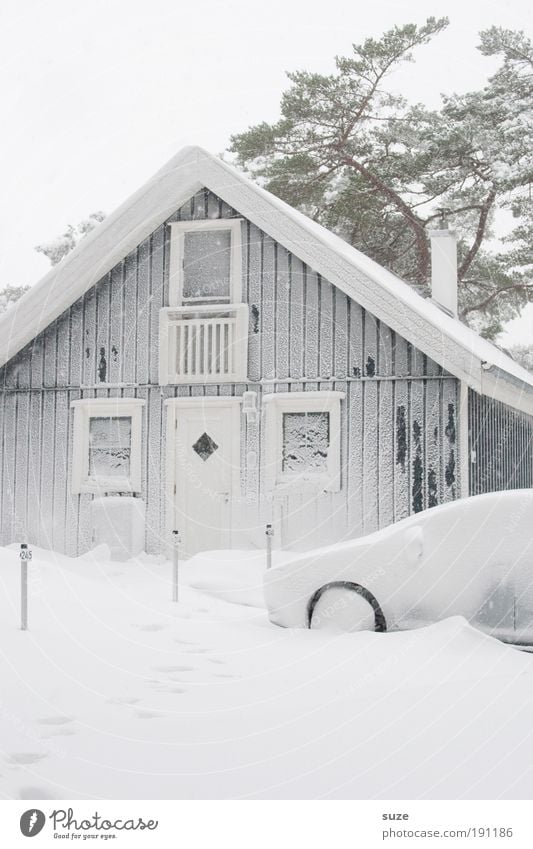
left=70, top=398, right=145, bottom=495
left=168, top=219, right=243, bottom=307
left=264, top=391, right=345, bottom=493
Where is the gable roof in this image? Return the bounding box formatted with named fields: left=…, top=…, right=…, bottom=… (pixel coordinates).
left=2, top=145, right=533, bottom=414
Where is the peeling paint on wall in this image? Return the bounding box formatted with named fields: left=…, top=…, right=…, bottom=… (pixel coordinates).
left=365, top=355, right=375, bottom=377
left=396, top=405, right=407, bottom=472
left=412, top=420, right=423, bottom=513
left=251, top=304, right=260, bottom=334
left=98, top=347, right=107, bottom=382
left=445, top=403, right=456, bottom=444
left=445, top=449, right=456, bottom=489
left=427, top=467, right=438, bottom=507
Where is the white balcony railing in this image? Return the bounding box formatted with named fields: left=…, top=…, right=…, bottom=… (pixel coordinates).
left=159, top=304, right=248, bottom=384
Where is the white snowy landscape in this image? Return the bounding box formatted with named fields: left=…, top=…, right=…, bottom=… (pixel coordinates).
left=1, top=543, right=532, bottom=800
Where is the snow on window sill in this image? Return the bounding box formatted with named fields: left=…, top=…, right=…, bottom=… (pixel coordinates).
left=79, top=476, right=139, bottom=495
left=272, top=473, right=339, bottom=495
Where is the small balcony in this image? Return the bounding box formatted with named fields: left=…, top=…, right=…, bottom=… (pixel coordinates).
left=159, top=304, right=249, bottom=384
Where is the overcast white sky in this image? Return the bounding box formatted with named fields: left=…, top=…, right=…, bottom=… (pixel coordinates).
left=1, top=0, right=531, bottom=342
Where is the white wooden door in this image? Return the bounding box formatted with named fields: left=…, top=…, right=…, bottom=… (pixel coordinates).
left=169, top=400, right=240, bottom=557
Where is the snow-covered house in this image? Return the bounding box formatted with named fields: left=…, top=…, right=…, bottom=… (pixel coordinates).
left=1, top=146, right=533, bottom=558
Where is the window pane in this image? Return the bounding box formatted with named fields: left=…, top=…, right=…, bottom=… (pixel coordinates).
left=282, top=412, right=330, bottom=473
left=182, top=229, right=232, bottom=301
left=89, top=416, right=131, bottom=478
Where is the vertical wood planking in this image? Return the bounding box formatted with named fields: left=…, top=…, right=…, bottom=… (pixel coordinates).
left=53, top=390, right=69, bottom=553
left=16, top=347, right=31, bottom=390
left=410, top=348, right=426, bottom=513
left=289, top=256, right=304, bottom=379
left=83, top=289, right=97, bottom=385
left=442, top=379, right=458, bottom=501
left=275, top=246, right=290, bottom=379
left=425, top=375, right=442, bottom=508
left=43, top=322, right=58, bottom=388
left=109, top=263, right=125, bottom=385
left=39, top=391, right=56, bottom=548
left=136, top=239, right=151, bottom=385
left=145, top=388, right=163, bottom=552
left=150, top=226, right=166, bottom=385
left=55, top=309, right=71, bottom=387
left=319, top=276, right=333, bottom=378
left=304, top=268, right=320, bottom=379
left=362, top=311, right=379, bottom=531
left=66, top=390, right=80, bottom=556
left=123, top=251, right=138, bottom=385
left=247, top=224, right=262, bottom=381
left=30, top=337, right=45, bottom=390
left=14, top=392, right=29, bottom=540
left=334, top=290, right=348, bottom=379
left=27, top=391, right=43, bottom=545
left=346, top=300, right=364, bottom=534
left=69, top=301, right=83, bottom=386
left=261, top=236, right=276, bottom=380
left=3, top=392, right=16, bottom=542
left=377, top=324, right=394, bottom=527
left=393, top=336, right=410, bottom=521
left=95, top=273, right=111, bottom=385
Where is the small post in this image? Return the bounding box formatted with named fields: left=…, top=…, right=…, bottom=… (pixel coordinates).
left=265, top=523, right=274, bottom=570
left=172, top=530, right=181, bottom=602
left=19, top=543, right=32, bottom=631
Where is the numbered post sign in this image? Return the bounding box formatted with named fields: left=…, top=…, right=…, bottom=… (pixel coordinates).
left=19, top=543, right=32, bottom=631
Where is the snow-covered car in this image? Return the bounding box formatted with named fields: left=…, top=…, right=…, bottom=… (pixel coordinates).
left=264, top=490, right=533, bottom=647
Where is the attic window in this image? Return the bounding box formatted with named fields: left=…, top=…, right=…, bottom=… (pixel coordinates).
left=168, top=219, right=242, bottom=306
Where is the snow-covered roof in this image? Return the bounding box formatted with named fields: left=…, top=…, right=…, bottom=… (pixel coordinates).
left=3, top=145, right=533, bottom=414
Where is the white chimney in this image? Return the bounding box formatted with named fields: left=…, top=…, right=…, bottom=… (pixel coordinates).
left=428, top=223, right=458, bottom=318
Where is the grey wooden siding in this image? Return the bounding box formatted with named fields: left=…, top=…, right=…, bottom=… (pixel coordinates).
left=0, top=188, right=461, bottom=555
left=469, top=389, right=533, bottom=495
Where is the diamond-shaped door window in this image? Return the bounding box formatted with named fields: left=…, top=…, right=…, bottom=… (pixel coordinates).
left=192, top=432, right=219, bottom=462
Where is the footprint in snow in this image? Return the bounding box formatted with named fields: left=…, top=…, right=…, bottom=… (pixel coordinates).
left=106, top=696, right=140, bottom=705
left=208, top=658, right=224, bottom=665
left=46, top=728, right=76, bottom=738
left=136, top=709, right=162, bottom=720
left=134, top=623, right=167, bottom=632
left=183, top=647, right=208, bottom=654
left=38, top=716, right=73, bottom=726
left=19, top=785, right=57, bottom=800
left=173, top=638, right=197, bottom=646
left=7, top=753, right=47, bottom=766
left=214, top=672, right=239, bottom=679
left=155, top=664, right=195, bottom=673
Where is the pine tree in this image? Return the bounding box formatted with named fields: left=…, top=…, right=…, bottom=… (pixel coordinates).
left=230, top=21, right=533, bottom=340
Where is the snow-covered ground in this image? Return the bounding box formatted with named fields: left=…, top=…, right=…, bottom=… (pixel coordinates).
left=0, top=544, right=532, bottom=800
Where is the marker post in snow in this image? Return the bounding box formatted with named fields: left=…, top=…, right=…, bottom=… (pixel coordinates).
left=266, top=523, right=274, bottom=570
left=19, top=543, right=32, bottom=631
left=172, top=530, right=181, bottom=602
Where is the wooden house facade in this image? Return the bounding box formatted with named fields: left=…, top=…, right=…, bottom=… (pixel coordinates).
left=1, top=147, right=532, bottom=558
